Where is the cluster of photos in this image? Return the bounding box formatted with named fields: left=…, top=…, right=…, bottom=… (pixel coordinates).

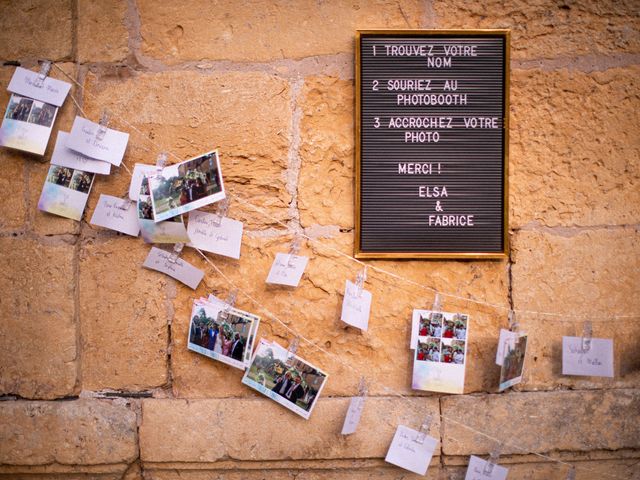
left=187, top=296, right=328, bottom=420
left=416, top=312, right=467, bottom=364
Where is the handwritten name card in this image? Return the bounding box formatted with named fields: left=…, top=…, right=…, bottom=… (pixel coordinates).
left=187, top=210, right=243, bottom=259
left=340, top=279, right=372, bottom=331
left=51, top=131, right=111, bottom=175
left=142, top=247, right=204, bottom=289
left=90, top=194, right=140, bottom=237
left=562, top=336, right=614, bottom=378
left=8, top=66, right=71, bottom=106
left=464, top=455, right=509, bottom=480
left=341, top=396, right=365, bottom=435
left=266, top=253, right=309, bottom=287
left=66, top=116, right=129, bottom=166
left=385, top=425, right=437, bottom=475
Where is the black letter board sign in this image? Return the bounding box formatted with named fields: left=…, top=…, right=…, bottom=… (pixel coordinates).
left=355, top=30, right=510, bottom=259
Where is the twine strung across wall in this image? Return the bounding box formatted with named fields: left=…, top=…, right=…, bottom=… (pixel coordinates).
left=40, top=61, right=638, bottom=480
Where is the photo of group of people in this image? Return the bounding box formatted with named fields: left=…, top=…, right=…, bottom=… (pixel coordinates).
left=5, top=94, right=57, bottom=128
left=412, top=310, right=470, bottom=394
left=242, top=339, right=328, bottom=419
left=188, top=298, right=259, bottom=370
left=38, top=165, right=95, bottom=221
left=416, top=313, right=467, bottom=365
left=148, top=150, right=225, bottom=222
left=499, top=334, right=528, bottom=391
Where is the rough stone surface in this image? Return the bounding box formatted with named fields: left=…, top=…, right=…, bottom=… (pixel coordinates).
left=433, top=0, right=640, bottom=60
left=137, top=0, right=425, bottom=64
left=510, top=228, right=640, bottom=391
left=82, top=70, right=292, bottom=230
left=511, top=229, right=640, bottom=317
left=0, top=236, right=77, bottom=399
left=298, top=76, right=355, bottom=229
left=171, top=234, right=509, bottom=398
left=0, top=399, right=138, bottom=465
left=0, top=1, right=638, bottom=477
left=140, top=397, right=440, bottom=462
left=77, top=0, right=130, bottom=63
left=441, top=389, right=640, bottom=455
left=510, top=67, right=640, bottom=228
left=79, top=236, right=169, bottom=391
left=143, top=466, right=436, bottom=480
left=0, top=0, right=72, bottom=61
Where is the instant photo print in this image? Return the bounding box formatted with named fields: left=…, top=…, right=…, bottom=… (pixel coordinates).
left=242, top=339, right=328, bottom=420
left=37, top=165, right=94, bottom=221
left=188, top=298, right=260, bottom=370
left=412, top=311, right=469, bottom=394
left=0, top=66, right=71, bottom=155
left=148, top=150, right=225, bottom=222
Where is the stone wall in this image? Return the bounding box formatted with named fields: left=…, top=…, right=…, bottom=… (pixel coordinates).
left=0, top=1, right=638, bottom=479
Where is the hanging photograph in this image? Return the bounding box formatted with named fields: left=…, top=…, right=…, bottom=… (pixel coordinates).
left=188, top=298, right=260, bottom=370
left=498, top=333, right=528, bottom=391
left=0, top=93, right=58, bottom=155
left=137, top=176, right=191, bottom=244
left=242, top=339, right=328, bottom=420
left=148, top=150, right=225, bottom=222
left=413, top=310, right=469, bottom=394
left=37, top=165, right=94, bottom=221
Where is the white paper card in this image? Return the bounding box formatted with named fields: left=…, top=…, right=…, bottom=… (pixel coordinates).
left=0, top=93, right=58, bottom=155
left=495, top=329, right=520, bottom=366
left=90, top=195, right=140, bottom=237
left=143, top=247, right=204, bottom=290
left=385, top=425, right=437, bottom=476
left=8, top=66, right=71, bottom=106
left=66, top=116, right=129, bottom=165
left=562, top=336, right=614, bottom=378
left=341, top=396, right=365, bottom=435
left=187, top=210, right=243, bottom=259
left=51, top=131, right=111, bottom=175
left=465, top=455, right=509, bottom=480
left=340, top=280, right=372, bottom=331
left=266, top=253, right=309, bottom=287
left=129, top=163, right=156, bottom=201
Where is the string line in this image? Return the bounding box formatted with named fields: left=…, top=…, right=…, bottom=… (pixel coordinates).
left=50, top=62, right=640, bottom=323
left=49, top=61, right=633, bottom=480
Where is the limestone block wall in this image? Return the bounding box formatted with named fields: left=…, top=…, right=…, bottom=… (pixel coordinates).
left=0, top=1, right=638, bottom=479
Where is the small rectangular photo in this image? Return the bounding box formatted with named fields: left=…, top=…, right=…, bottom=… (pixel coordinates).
left=138, top=177, right=191, bottom=244
left=452, top=314, right=468, bottom=340
left=5, top=94, right=34, bottom=122
left=242, top=339, right=328, bottom=420
left=450, top=340, right=466, bottom=364
left=416, top=338, right=442, bottom=362
left=38, top=165, right=94, bottom=221
left=27, top=100, right=56, bottom=127
left=499, top=334, right=528, bottom=391
left=188, top=299, right=260, bottom=370
left=0, top=93, right=58, bottom=155
left=148, top=150, right=225, bottom=222
left=418, top=312, right=443, bottom=337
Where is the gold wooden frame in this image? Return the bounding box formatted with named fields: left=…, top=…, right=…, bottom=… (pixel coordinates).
left=354, top=29, right=510, bottom=260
